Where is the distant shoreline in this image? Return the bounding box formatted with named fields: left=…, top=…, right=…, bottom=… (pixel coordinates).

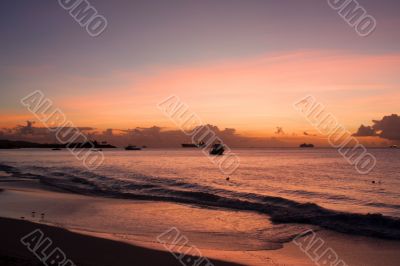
left=0, top=139, right=116, bottom=149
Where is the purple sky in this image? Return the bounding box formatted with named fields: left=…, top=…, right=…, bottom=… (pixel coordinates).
left=0, top=0, right=399, bottom=142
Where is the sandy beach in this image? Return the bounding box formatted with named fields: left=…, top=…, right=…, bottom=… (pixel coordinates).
left=1, top=175, right=400, bottom=266
left=0, top=178, right=242, bottom=266
left=2, top=1, right=400, bottom=265
left=0, top=216, right=245, bottom=266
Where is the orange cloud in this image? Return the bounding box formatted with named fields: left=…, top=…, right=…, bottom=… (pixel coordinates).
left=39, top=50, right=400, bottom=136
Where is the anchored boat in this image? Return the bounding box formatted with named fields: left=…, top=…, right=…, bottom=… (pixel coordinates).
left=125, top=145, right=142, bottom=150
left=209, top=143, right=225, bottom=155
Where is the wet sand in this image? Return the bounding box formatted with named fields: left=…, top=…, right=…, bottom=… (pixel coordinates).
left=0, top=216, right=244, bottom=266
left=0, top=178, right=400, bottom=266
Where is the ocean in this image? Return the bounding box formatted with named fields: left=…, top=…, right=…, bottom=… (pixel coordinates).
left=1, top=148, right=400, bottom=241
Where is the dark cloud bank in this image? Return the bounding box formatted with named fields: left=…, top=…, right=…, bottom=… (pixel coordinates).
left=354, top=114, right=400, bottom=141
left=2, top=114, right=398, bottom=147
left=0, top=122, right=287, bottom=148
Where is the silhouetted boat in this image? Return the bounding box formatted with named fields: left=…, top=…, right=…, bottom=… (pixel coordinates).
left=125, top=145, right=142, bottom=150
left=210, top=143, right=224, bottom=155
left=300, top=143, right=314, bottom=148
left=181, top=141, right=205, bottom=148
left=390, top=145, right=398, bottom=149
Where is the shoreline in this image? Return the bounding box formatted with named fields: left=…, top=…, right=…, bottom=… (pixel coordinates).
left=1, top=175, right=400, bottom=265
left=0, top=179, right=244, bottom=266
left=0, top=216, right=242, bottom=266
left=1, top=162, right=400, bottom=241
left=0, top=178, right=286, bottom=265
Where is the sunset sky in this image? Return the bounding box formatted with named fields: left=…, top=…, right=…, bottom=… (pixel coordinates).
left=1, top=0, right=399, bottom=144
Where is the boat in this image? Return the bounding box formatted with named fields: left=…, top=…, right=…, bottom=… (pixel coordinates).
left=390, top=145, right=398, bottom=149
left=125, top=145, right=142, bottom=150
left=52, top=148, right=62, bottom=151
left=181, top=141, right=205, bottom=148
left=300, top=143, right=314, bottom=148
left=209, top=143, right=225, bottom=155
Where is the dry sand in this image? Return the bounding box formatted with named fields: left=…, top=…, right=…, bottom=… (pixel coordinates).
left=0, top=216, right=246, bottom=266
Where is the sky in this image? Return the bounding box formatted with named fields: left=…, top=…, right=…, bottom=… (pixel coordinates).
left=0, top=0, right=399, bottom=146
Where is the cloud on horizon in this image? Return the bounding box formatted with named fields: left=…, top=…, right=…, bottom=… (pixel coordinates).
left=0, top=122, right=288, bottom=148
left=354, top=114, right=400, bottom=141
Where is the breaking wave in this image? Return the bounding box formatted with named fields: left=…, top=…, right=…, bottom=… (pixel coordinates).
left=1, top=163, right=400, bottom=240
